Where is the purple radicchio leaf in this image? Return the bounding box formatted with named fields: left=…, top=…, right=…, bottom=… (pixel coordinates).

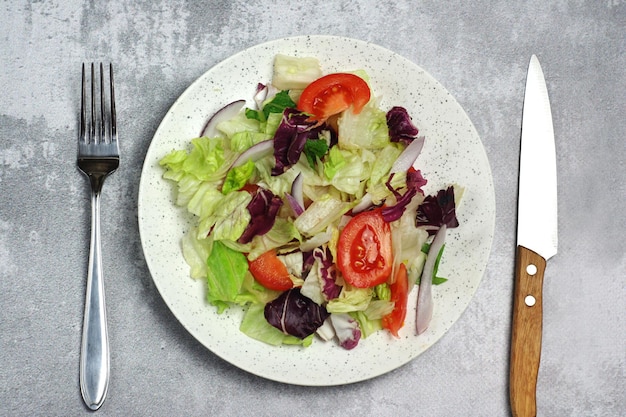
left=264, top=287, right=330, bottom=339
left=386, top=106, right=419, bottom=145
left=272, top=108, right=326, bottom=176
left=415, top=185, right=459, bottom=235
left=238, top=187, right=283, bottom=244
left=381, top=168, right=428, bottom=222
left=312, top=247, right=342, bottom=300
left=301, top=250, right=316, bottom=279
left=330, top=313, right=361, bottom=350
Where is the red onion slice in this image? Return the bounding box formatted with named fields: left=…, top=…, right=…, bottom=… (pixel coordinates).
left=285, top=193, right=304, bottom=216
left=351, top=193, right=373, bottom=214
left=200, top=100, right=246, bottom=138
left=291, top=173, right=305, bottom=209
left=253, top=84, right=268, bottom=109
left=416, top=224, right=447, bottom=335
left=390, top=136, right=425, bottom=174
left=231, top=139, right=274, bottom=168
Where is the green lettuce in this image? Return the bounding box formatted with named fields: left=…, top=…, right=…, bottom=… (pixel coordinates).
left=222, top=160, right=256, bottom=194
left=337, top=100, right=390, bottom=150
left=229, top=131, right=271, bottom=153
left=216, top=111, right=262, bottom=139
left=181, top=228, right=213, bottom=280
left=368, top=144, right=402, bottom=187
left=247, top=217, right=302, bottom=261
left=351, top=311, right=382, bottom=339
left=326, top=286, right=374, bottom=313
left=205, top=241, right=250, bottom=313
left=197, top=191, right=252, bottom=241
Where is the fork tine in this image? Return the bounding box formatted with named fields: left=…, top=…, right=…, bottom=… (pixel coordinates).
left=99, top=63, right=106, bottom=142
left=80, top=63, right=86, bottom=142
left=109, top=63, right=117, bottom=142
left=90, top=63, right=96, bottom=143
left=78, top=62, right=119, bottom=150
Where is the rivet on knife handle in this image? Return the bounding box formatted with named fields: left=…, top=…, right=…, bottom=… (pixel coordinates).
left=509, top=245, right=546, bottom=417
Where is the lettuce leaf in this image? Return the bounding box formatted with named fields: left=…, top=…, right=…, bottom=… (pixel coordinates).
left=197, top=191, right=252, bottom=241
left=337, top=100, right=390, bottom=150
left=216, top=111, right=262, bottom=140
left=272, top=54, right=322, bottom=90
left=326, top=286, right=374, bottom=313
left=323, top=147, right=373, bottom=196
left=293, top=194, right=352, bottom=237
left=246, top=217, right=301, bottom=260
left=222, top=159, right=255, bottom=194
left=351, top=311, right=382, bottom=339
left=205, top=241, right=250, bottom=313
left=303, top=138, right=329, bottom=169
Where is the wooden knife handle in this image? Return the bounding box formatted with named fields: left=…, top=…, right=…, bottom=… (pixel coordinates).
left=510, top=245, right=546, bottom=417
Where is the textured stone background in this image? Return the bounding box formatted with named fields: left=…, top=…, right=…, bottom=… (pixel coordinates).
left=1, top=1, right=624, bottom=416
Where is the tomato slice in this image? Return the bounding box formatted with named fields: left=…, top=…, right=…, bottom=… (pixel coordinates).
left=336, top=209, right=393, bottom=288
left=297, top=73, right=371, bottom=121
left=248, top=250, right=293, bottom=291
left=382, top=263, right=409, bottom=337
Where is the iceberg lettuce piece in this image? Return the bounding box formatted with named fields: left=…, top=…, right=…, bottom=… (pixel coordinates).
left=324, top=147, right=370, bottom=196
left=197, top=191, right=252, bottom=241
left=247, top=217, right=302, bottom=261
left=230, top=130, right=272, bottom=153
left=264, top=111, right=284, bottom=137
left=182, top=137, right=231, bottom=181
left=181, top=228, right=213, bottom=280
left=368, top=144, right=402, bottom=187
left=326, top=286, right=373, bottom=313
left=363, top=299, right=395, bottom=320
left=337, top=100, right=390, bottom=150
left=254, top=156, right=301, bottom=198
left=186, top=182, right=222, bottom=218
left=272, top=54, right=323, bottom=90
left=293, top=194, right=352, bottom=237
left=351, top=311, right=382, bottom=339
left=160, top=136, right=235, bottom=209
left=216, top=111, right=263, bottom=139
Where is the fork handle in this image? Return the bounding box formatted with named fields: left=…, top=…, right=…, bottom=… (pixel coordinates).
left=80, top=190, right=110, bottom=411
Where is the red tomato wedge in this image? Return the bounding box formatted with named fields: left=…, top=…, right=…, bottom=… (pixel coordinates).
left=382, top=263, right=409, bottom=337
left=248, top=250, right=293, bottom=291
left=297, top=73, right=371, bottom=121
left=336, top=209, right=393, bottom=288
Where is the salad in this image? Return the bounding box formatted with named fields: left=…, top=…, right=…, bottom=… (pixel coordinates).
left=159, top=54, right=461, bottom=350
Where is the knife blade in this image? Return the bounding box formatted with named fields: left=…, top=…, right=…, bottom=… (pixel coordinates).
left=509, top=55, right=558, bottom=417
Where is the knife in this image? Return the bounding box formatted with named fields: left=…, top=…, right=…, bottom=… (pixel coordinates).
left=509, top=55, right=558, bottom=417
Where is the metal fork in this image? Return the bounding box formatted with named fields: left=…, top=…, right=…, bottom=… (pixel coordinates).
left=78, top=62, right=118, bottom=411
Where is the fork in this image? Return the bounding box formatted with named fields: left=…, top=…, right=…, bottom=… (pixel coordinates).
left=78, top=62, right=118, bottom=411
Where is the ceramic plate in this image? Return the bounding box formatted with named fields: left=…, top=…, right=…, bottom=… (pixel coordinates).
left=138, top=35, right=495, bottom=386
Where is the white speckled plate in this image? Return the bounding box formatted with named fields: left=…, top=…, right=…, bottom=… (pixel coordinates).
left=138, top=35, right=495, bottom=386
